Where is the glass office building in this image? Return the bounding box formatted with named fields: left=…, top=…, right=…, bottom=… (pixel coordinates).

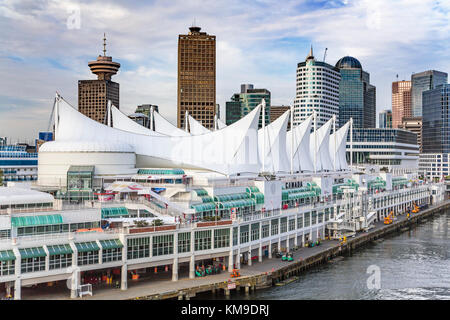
left=411, top=70, right=447, bottom=117
left=379, top=110, right=392, bottom=128
left=336, top=56, right=376, bottom=128
left=422, top=84, right=450, bottom=153
left=225, top=84, right=270, bottom=128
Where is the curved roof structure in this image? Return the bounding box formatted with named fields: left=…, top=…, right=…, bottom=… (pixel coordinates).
left=153, top=110, right=191, bottom=137
left=111, top=105, right=165, bottom=136
left=216, top=118, right=227, bottom=130
left=258, top=110, right=290, bottom=173
left=335, top=56, right=362, bottom=69
left=286, top=114, right=314, bottom=172
left=40, top=140, right=134, bottom=153
left=310, top=118, right=334, bottom=171
left=329, top=121, right=350, bottom=171
left=52, top=96, right=261, bottom=175
left=188, top=115, right=210, bottom=135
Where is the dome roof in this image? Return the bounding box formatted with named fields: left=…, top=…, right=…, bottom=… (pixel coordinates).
left=335, top=56, right=362, bottom=69
left=39, top=141, right=135, bottom=153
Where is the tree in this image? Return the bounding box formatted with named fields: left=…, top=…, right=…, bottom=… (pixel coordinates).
left=151, top=219, right=163, bottom=226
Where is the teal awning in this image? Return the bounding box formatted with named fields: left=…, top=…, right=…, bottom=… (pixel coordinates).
left=100, top=239, right=123, bottom=250
left=218, top=198, right=256, bottom=209
left=0, top=250, right=16, bottom=261
left=193, top=189, right=208, bottom=196
left=11, top=214, right=63, bottom=228
left=191, top=202, right=216, bottom=212
left=214, top=193, right=250, bottom=202
left=137, top=168, right=185, bottom=175
left=47, top=244, right=73, bottom=256
left=75, top=241, right=100, bottom=252
left=19, top=247, right=46, bottom=259
left=101, top=207, right=129, bottom=219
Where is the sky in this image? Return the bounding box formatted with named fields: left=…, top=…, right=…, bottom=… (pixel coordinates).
left=1, top=0, right=450, bottom=143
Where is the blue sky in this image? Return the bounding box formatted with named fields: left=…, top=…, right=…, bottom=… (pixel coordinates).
left=1, top=0, right=450, bottom=142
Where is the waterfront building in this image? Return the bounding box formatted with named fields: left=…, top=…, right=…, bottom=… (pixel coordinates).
left=418, top=153, right=450, bottom=181
left=422, top=84, right=450, bottom=154
left=177, top=26, right=216, bottom=130
left=411, top=70, right=447, bottom=117
left=78, top=35, right=120, bottom=124
left=392, top=80, right=412, bottom=128
left=0, top=139, right=38, bottom=185
left=399, top=117, right=422, bottom=152
left=347, top=128, right=419, bottom=174
left=379, top=110, right=392, bottom=128
left=336, top=56, right=376, bottom=128
left=225, top=84, right=270, bottom=128
left=293, top=47, right=341, bottom=127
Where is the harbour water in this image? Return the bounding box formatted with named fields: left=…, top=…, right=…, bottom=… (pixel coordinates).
left=221, top=210, right=450, bottom=300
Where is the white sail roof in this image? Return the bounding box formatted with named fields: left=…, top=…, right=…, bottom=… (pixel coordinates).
left=188, top=115, right=211, bottom=135
left=111, top=105, right=165, bottom=136
left=286, top=114, right=314, bottom=172
left=216, top=118, right=227, bottom=130
left=153, top=109, right=191, bottom=137
left=310, top=118, right=334, bottom=171
left=329, top=121, right=350, bottom=171
left=258, top=110, right=290, bottom=173
left=52, top=97, right=261, bottom=175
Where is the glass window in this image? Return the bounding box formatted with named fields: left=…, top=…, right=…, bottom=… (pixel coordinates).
left=195, top=230, right=212, bottom=251
left=127, top=237, right=150, bottom=259
left=152, top=234, right=174, bottom=256
left=214, top=228, right=230, bottom=248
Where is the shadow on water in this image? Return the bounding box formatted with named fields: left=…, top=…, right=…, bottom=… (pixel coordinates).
left=195, top=210, right=450, bottom=300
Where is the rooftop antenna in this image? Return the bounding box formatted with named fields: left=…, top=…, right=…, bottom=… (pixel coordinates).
left=396, top=74, right=399, bottom=81
left=103, top=33, right=107, bottom=56
left=323, top=48, right=328, bottom=62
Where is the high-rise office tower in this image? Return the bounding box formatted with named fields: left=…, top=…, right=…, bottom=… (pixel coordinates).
left=379, top=110, right=392, bottom=128
left=336, top=56, right=376, bottom=128
left=411, top=70, right=447, bottom=117
left=293, top=47, right=341, bottom=127
left=78, top=34, right=120, bottom=124
left=391, top=80, right=412, bottom=128
left=225, top=84, right=270, bottom=128
left=177, top=26, right=216, bottom=130
left=422, top=84, right=450, bottom=153
left=399, top=117, right=422, bottom=152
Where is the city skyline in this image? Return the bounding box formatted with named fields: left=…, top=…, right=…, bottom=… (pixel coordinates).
left=1, top=0, right=450, bottom=140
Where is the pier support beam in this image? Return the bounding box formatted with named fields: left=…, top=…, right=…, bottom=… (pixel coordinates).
left=258, top=244, right=262, bottom=263
left=172, top=257, right=178, bottom=281
left=236, top=248, right=241, bottom=269
left=70, top=270, right=80, bottom=299
left=228, top=250, right=234, bottom=272
left=268, top=241, right=272, bottom=259
left=189, top=255, right=195, bottom=279
left=14, top=278, right=21, bottom=300
left=248, top=250, right=252, bottom=266
left=121, top=264, right=128, bottom=290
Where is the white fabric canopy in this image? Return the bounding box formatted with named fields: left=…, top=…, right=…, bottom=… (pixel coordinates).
left=153, top=110, right=191, bottom=137
left=216, top=118, right=227, bottom=130
left=286, top=114, right=314, bottom=172
left=329, top=121, right=350, bottom=171
left=111, top=105, right=165, bottom=136
left=310, top=118, right=334, bottom=171
left=188, top=115, right=211, bottom=135
left=52, top=97, right=261, bottom=175
left=258, top=110, right=290, bottom=173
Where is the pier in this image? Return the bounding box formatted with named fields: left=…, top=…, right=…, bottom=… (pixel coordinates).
left=22, top=199, right=450, bottom=300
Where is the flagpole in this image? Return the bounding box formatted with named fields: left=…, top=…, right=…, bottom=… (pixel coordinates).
left=262, top=99, right=266, bottom=173
left=314, top=110, right=317, bottom=174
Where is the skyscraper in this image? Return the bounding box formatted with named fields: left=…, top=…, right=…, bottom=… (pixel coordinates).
left=293, top=47, right=341, bottom=127
left=411, top=70, right=447, bottom=117
left=336, top=56, right=376, bottom=128
left=379, top=110, right=392, bottom=128
left=399, top=117, right=422, bottom=152
left=225, top=84, right=270, bottom=128
left=391, top=80, right=412, bottom=128
left=78, top=34, right=120, bottom=124
left=422, top=84, right=450, bottom=153
left=177, top=26, right=216, bottom=130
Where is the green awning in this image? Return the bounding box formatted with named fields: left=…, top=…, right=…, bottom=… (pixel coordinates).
left=137, top=168, right=185, bottom=175
left=47, top=244, right=73, bottom=256
left=11, top=214, right=63, bottom=228
left=100, top=239, right=123, bottom=250
left=191, top=202, right=216, bottom=212
left=101, top=207, right=129, bottom=219
left=19, top=247, right=46, bottom=259
left=214, top=193, right=249, bottom=202
left=193, top=189, right=208, bottom=196
left=218, top=198, right=256, bottom=209
left=0, top=250, right=16, bottom=261
left=75, top=241, right=100, bottom=252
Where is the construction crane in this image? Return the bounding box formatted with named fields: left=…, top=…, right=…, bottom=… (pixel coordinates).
left=323, top=48, right=328, bottom=62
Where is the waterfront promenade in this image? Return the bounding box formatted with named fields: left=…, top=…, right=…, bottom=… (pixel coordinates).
left=22, top=200, right=450, bottom=300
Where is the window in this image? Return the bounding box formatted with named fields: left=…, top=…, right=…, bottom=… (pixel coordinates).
left=271, top=219, right=279, bottom=236
left=195, top=230, right=212, bottom=251
left=280, top=217, right=287, bottom=233
left=262, top=224, right=270, bottom=238
left=78, top=251, right=99, bottom=266
left=178, top=232, right=191, bottom=253
left=251, top=223, right=260, bottom=241
left=289, top=219, right=295, bottom=231
left=214, top=229, right=230, bottom=248
left=312, top=211, right=317, bottom=225
left=240, top=225, right=249, bottom=244
left=304, top=212, right=311, bottom=227
left=297, top=216, right=303, bottom=229
left=21, top=257, right=45, bottom=273
left=127, top=237, right=150, bottom=259
left=233, top=227, right=238, bottom=246
left=152, top=235, right=174, bottom=256
left=49, top=254, right=72, bottom=270
left=0, top=260, right=15, bottom=276
left=103, top=248, right=122, bottom=262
